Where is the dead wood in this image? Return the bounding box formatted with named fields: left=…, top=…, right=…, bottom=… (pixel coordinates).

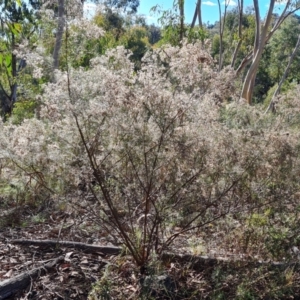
left=10, top=239, right=122, bottom=255
left=10, top=239, right=300, bottom=271
left=161, top=252, right=300, bottom=271
left=0, top=256, right=64, bottom=300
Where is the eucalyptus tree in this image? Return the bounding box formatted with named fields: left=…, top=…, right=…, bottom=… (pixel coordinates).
left=105, top=0, right=140, bottom=13
left=0, top=0, right=38, bottom=118
left=239, top=0, right=300, bottom=104
left=268, top=15, right=300, bottom=86
left=191, top=0, right=202, bottom=29
left=193, top=0, right=300, bottom=104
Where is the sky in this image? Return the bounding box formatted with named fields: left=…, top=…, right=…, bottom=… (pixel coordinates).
left=137, top=0, right=291, bottom=26
left=83, top=1, right=292, bottom=25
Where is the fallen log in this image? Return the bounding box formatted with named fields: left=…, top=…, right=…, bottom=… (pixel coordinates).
left=10, top=239, right=300, bottom=270
left=10, top=239, right=122, bottom=255
left=160, top=252, right=300, bottom=271
left=2, top=241, right=298, bottom=300
left=0, top=256, right=64, bottom=300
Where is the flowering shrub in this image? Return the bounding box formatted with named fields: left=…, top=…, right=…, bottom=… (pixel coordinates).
left=1, top=40, right=300, bottom=267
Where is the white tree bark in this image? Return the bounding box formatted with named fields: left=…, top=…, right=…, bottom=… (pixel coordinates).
left=240, top=0, right=275, bottom=104
left=235, top=0, right=300, bottom=76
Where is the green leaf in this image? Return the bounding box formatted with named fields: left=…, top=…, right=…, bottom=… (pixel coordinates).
left=16, top=0, right=22, bottom=6
left=5, top=54, right=12, bottom=74
left=9, top=24, right=17, bottom=35
left=7, top=22, right=22, bottom=35
left=7, top=23, right=14, bottom=35
left=5, top=54, right=11, bottom=67
left=13, top=23, right=22, bottom=33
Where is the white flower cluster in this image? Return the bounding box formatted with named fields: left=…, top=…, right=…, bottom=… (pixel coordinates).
left=70, top=19, right=105, bottom=40
left=1, top=41, right=300, bottom=240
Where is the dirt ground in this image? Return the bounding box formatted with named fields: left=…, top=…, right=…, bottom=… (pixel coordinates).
left=2, top=195, right=300, bottom=300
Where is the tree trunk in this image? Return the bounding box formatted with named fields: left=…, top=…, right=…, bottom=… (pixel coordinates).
left=236, top=0, right=300, bottom=77
left=178, top=0, right=185, bottom=42
left=0, top=33, right=26, bottom=119
left=240, top=0, right=275, bottom=104
left=191, top=0, right=202, bottom=29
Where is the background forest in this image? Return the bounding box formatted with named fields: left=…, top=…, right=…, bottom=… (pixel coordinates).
left=2, top=0, right=300, bottom=299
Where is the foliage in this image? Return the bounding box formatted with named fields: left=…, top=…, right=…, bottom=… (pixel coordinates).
left=119, top=26, right=150, bottom=69
left=147, top=24, right=161, bottom=45
left=2, top=3, right=300, bottom=297
left=1, top=38, right=300, bottom=269
left=151, top=3, right=190, bottom=46
left=91, top=11, right=150, bottom=69
left=11, top=100, right=38, bottom=124
left=0, top=0, right=38, bottom=117
left=208, top=7, right=300, bottom=103
left=268, top=15, right=300, bottom=85
left=105, top=0, right=140, bottom=14
left=210, top=11, right=256, bottom=68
